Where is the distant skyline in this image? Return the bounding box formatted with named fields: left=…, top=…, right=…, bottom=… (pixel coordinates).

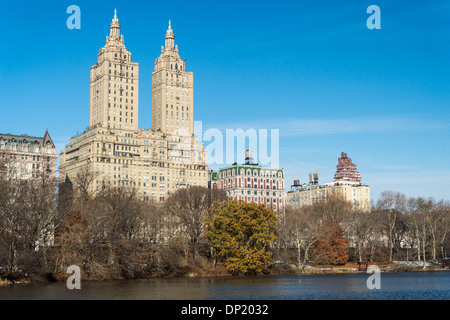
left=0, top=0, right=449, bottom=202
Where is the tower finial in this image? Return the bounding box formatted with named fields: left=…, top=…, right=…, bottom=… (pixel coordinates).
left=165, top=20, right=175, bottom=49
left=109, top=8, right=121, bottom=39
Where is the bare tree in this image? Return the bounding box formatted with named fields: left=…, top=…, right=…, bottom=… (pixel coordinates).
left=375, top=190, right=406, bottom=261
left=280, top=207, right=321, bottom=267
left=435, top=200, right=450, bottom=260
left=26, top=172, right=59, bottom=270
left=0, top=177, right=30, bottom=273
left=426, top=199, right=448, bottom=261
left=72, top=167, right=99, bottom=206
left=346, top=210, right=377, bottom=262
left=0, top=160, right=62, bottom=276
left=310, top=194, right=353, bottom=224
left=164, top=186, right=228, bottom=265
left=406, top=197, right=433, bottom=268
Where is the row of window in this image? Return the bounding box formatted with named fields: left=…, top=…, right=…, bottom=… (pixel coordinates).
left=108, top=116, right=133, bottom=124
left=1, top=153, right=51, bottom=162
left=219, top=169, right=283, bottom=179
left=109, top=62, right=134, bottom=71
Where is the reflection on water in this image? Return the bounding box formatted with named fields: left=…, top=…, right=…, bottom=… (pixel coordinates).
left=0, top=271, right=449, bottom=300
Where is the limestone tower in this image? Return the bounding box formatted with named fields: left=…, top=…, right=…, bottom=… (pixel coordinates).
left=89, top=9, right=139, bottom=130
left=152, top=21, right=194, bottom=136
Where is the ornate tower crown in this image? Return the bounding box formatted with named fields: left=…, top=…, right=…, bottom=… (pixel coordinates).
left=105, top=8, right=125, bottom=48
left=109, top=9, right=121, bottom=39
left=164, top=20, right=176, bottom=51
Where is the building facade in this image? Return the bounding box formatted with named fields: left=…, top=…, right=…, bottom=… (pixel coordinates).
left=0, top=131, right=57, bottom=180
left=152, top=20, right=194, bottom=136
left=286, top=153, right=370, bottom=212
left=59, top=11, right=208, bottom=201
left=89, top=9, right=139, bottom=130
left=209, top=151, right=285, bottom=215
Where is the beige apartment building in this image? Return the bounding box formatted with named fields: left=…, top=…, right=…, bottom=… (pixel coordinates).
left=0, top=131, right=57, bottom=180
left=59, top=11, right=208, bottom=201
left=286, top=153, right=370, bottom=212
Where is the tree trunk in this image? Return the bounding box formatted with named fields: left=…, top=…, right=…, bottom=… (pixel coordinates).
left=431, top=231, right=436, bottom=261
left=304, top=244, right=311, bottom=264
left=422, top=227, right=427, bottom=269
left=422, top=239, right=427, bottom=269
left=9, top=238, right=18, bottom=273
left=358, top=242, right=363, bottom=262
left=42, top=244, right=48, bottom=270
left=416, top=235, right=421, bottom=261
left=389, top=235, right=394, bottom=262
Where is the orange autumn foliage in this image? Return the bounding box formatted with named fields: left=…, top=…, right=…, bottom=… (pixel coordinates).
left=311, top=220, right=349, bottom=265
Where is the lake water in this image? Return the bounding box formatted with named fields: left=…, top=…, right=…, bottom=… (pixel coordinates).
left=0, top=271, right=449, bottom=300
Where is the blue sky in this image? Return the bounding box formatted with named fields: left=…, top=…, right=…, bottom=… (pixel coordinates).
left=0, top=0, right=449, bottom=202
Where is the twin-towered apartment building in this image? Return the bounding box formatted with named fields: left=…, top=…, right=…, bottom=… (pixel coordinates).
left=59, top=10, right=208, bottom=202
